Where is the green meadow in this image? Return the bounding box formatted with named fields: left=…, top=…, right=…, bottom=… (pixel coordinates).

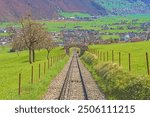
left=0, top=14, right=149, bottom=34
left=0, top=33, right=9, bottom=37
left=89, top=41, right=150, bottom=77
left=0, top=13, right=150, bottom=99
left=0, top=46, right=68, bottom=99
left=59, top=11, right=91, bottom=18
left=81, top=41, right=150, bottom=99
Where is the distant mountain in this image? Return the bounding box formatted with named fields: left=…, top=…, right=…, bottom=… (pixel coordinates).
left=0, top=0, right=107, bottom=21
left=0, top=0, right=149, bottom=21
left=94, top=0, right=150, bottom=15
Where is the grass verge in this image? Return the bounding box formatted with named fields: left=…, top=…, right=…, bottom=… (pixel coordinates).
left=81, top=51, right=150, bottom=100
left=0, top=46, right=69, bottom=99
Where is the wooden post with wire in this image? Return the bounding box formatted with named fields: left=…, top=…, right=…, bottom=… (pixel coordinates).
left=18, top=73, right=21, bottom=96
left=48, top=58, right=50, bottom=69
left=44, top=62, right=46, bottom=75
left=146, top=52, right=150, bottom=75
left=100, top=51, right=102, bottom=61
left=103, top=52, right=105, bottom=62
left=39, top=64, right=41, bottom=79
left=119, top=52, right=121, bottom=66
left=31, top=66, right=34, bottom=84
left=107, top=51, right=109, bottom=61
left=51, top=57, right=53, bottom=66
left=112, top=50, right=114, bottom=63
left=129, top=53, right=131, bottom=72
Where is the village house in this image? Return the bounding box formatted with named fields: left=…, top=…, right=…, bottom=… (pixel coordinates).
left=61, top=29, right=100, bottom=45
left=0, top=37, right=11, bottom=46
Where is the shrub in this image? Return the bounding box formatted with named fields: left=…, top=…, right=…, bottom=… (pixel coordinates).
left=81, top=51, right=98, bottom=65
left=81, top=52, right=150, bottom=100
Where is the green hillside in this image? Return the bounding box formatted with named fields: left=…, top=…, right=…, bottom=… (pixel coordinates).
left=0, top=46, right=68, bottom=99
left=59, top=11, right=91, bottom=18
left=94, top=0, right=149, bottom=15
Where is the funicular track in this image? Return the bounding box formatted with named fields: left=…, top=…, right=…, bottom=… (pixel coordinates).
left=43, top=52, right=105, bottom=100
left=58, top=53, right=88, bottom=100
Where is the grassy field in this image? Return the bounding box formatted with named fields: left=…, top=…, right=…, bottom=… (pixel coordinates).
left=100, top=35, right=120, bottom=40
left=88, top=41, right=150, bottom=77
left=0, top=33, right=9, bottom=37
left=0, top=14, right=149, bottom=34
left=0, top=14, right=149, bottom=43
left=0, top=22, right=19, bottom=28
left=0, top=46, right=68, bottom=99
left=81, top=41, right=150, bottom=99
left=59, top=11, right=91, bottom=18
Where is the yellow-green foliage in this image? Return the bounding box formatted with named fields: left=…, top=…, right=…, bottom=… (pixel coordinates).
left=81, top=51, right=98, bottom=65
left=95, top=63, right=150, bottom=100
left=81, top=52, right=150, bottom=100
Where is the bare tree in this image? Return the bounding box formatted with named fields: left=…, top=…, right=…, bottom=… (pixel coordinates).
left=38, top=32, right=56, bottom=60
left=45, top=38, right=56, bottom=60
left=12, top=15, right=51, bottom=64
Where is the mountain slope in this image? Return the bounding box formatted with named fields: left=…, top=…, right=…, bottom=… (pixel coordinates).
left=0, top=0, right=107, bottom=21
left=94, top=0, right=150, bottom=15
left=0, top=0, right=149, bottom=21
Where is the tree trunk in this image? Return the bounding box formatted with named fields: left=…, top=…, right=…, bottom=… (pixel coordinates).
left=47, top=50, right=50, bottom=60
left=32, top=49, right=35, bottom=62
left=29, top=48, right=32, bottom=64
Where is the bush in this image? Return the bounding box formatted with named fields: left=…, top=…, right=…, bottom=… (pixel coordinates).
left=95, top=63, right=150, bottom=100
left=81, top=52, right=150, bottom=100
left=81, top=51, right=98, bottom=65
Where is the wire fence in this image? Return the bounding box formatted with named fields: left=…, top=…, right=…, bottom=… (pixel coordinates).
left=88, top=49, right=150, bottom=77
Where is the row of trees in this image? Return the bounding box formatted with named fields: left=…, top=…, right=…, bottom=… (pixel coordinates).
left=9, top=15, right=56, bottom=64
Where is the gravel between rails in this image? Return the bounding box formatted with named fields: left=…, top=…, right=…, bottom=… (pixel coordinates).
left=78, top=58, right=105, bottom=100
left=61, top=55, right=85, bottom=100
left=43, top=55, right=105, bottom=100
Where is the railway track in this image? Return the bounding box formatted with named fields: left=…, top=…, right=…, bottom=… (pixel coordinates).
left=59, top=52, right=88, bottom=100
left=43, top=52, right=105, bottom=100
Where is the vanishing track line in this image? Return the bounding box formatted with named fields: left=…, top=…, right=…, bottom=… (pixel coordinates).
left=59, top=52, right=88, bottom=100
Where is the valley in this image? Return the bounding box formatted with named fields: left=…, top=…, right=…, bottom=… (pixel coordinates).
left=0, top=0, right=150, bottom=100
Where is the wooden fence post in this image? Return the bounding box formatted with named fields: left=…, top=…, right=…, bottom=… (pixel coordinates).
left=44, top=62, right=46, bottom=75
left=107, top=51, right=109, bottom=61
left=53, top=56, right=56, bottom=63
left=31, top=66, right=33, bottom=84
left=129, top=53, right=131, bottom=72
left=98, top=50, right=100, bottom=58
left=146, top=52, right=150, bottom=75
left=18, top=73, right=21, bottom=96
left=48, top=58, right=50, bottom=69
left=51, top=57, right=53, bottom=66
left=119, top=52, right=121, bottom=66
left=112, top=50, right=114, bottom=63
left=100, top=51, right=102, bottom=61
left=56, top=56, right=58, bottom=61
left=39, top=64, right=41, bottom=79
left=103, top=52, right=105, bottom=62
